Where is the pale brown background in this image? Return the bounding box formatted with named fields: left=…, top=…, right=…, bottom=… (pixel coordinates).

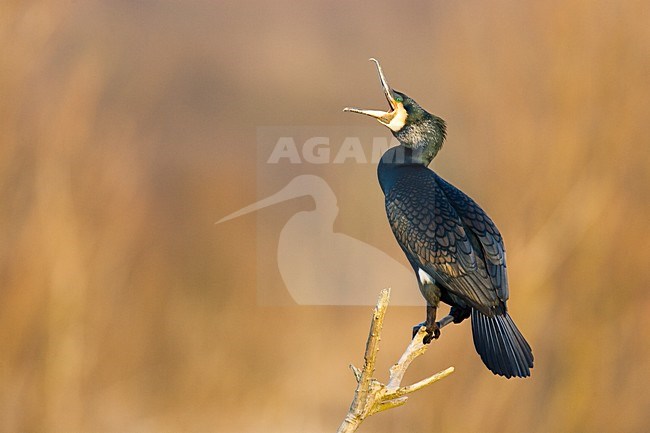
left=2, top=1, right=650, bottom=432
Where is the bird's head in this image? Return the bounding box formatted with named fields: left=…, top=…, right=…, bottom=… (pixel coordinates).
left=344, top=59, right=446, bottom=165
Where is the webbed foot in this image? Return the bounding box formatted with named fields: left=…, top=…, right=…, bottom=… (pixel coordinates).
left=412, top=321, right=441, bottom=344
left=423, top=321, right=441, bottom=344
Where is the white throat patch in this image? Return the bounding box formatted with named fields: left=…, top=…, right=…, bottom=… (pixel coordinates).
left=387, top=102, right=408, bottom=132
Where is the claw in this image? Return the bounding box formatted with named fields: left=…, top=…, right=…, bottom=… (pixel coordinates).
left=433, top=322, right=441, bottom=339
left=422, top=322, right=441, bottom=344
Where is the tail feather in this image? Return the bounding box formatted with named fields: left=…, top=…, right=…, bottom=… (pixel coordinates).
left=471, top=309, right=534, bottom=378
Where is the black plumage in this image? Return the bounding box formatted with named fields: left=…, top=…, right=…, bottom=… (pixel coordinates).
left=344, top=59, right=533, bottom=378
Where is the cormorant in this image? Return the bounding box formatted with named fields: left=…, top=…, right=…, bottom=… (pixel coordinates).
left=344, top=59, right=533, bottom=378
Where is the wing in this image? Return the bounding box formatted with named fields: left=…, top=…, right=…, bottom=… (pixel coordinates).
left=385, top=169, right=504, bottom=313
left=435, top=175, right=509, bottom=300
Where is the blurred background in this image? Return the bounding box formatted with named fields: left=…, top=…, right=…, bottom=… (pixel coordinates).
left=2, top=1, right=650, bottom=432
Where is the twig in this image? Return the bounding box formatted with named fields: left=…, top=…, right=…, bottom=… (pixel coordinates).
left=336, top=288, right=454, bottom=433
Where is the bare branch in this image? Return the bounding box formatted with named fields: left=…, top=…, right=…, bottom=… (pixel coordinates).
left=397, top=367, right=455, bottom=396
left=336, top=288, right=454, bottom=433
left=349, top=364, right=362, bottom=383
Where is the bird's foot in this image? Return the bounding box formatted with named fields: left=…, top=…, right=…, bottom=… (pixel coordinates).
left=412, top=321, right=441, bottom=344
left=449, top=305, right=472, bottom=324
left=423, top=321, right=441, bottom=344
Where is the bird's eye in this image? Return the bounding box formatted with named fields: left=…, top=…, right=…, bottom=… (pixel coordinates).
left=395, top=95, right=403, bottom=103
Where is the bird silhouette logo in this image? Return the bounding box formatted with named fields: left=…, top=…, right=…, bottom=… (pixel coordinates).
left=217, top=174, right=423, bottom=306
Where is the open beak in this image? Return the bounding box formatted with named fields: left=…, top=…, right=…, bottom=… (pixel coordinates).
left=343, top=58, right=402, bottom=127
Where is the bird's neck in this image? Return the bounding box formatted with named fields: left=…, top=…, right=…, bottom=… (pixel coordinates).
left=393, top=115, right=446, bottom=165
left=377, top=146, right=432, bottom=195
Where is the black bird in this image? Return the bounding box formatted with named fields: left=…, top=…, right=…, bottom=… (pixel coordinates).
left=344, top=59, right=533, bottom=378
